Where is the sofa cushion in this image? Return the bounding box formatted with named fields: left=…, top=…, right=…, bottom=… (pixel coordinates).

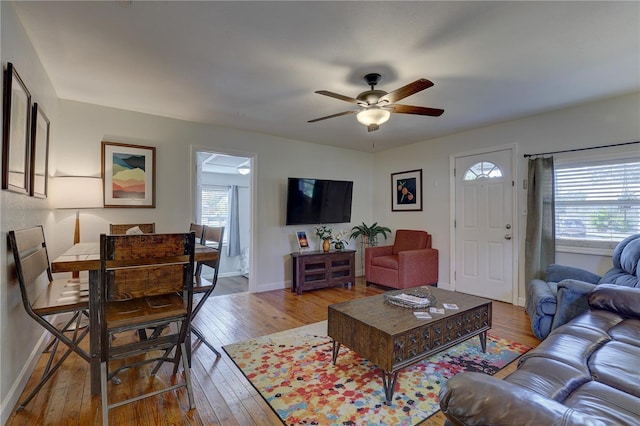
left=607, top=319, right=640, bottom=346
left=506, top=357, right=590, bottom=402
left=589, top=341, right=640, bottom=397
left=563, top=381, right=640, bottom=425
left=589, top=284, right=640, bottom=317
left=370, top=255, right=399, bottom=270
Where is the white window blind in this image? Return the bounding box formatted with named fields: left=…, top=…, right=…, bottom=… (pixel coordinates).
left=201, top=185, right=229, bottom=242
left=555, top=157, right=640, bottom=244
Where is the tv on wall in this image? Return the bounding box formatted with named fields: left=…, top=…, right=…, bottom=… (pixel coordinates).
left=286, top=178, right=353, bottom=225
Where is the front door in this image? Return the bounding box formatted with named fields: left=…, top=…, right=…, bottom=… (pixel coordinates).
left=454, top=149, right=514, bottom=302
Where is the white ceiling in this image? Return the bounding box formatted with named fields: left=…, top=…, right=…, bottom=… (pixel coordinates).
left=11, top=1, right=640, bottom=153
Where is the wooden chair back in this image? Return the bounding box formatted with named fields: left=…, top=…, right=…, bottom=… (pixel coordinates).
left=189, top=223, right=205, bottom=244
left=109, top=223, right=156, bottom=235
left=101, top=233, right=194, bottom=302
left=9, top=225, right=88, bottom=315
left=203, top=225, right=224, bottom=250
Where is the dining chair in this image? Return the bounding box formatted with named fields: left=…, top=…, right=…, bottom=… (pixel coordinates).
left=8, top=226, right=91, bottom=411
left=191, top=225, right=225, bottom=357
left=99, top=232, right=196, bottom=425
left=108, top=223, right=156, bottom=234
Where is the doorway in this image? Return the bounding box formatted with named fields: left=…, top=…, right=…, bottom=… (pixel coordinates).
left=452, top=147, right=516, bottom=303
left=194, top=150, right=252, bottom=295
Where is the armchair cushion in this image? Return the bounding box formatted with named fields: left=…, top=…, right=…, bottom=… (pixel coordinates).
left=370, top=255, right=399, bottom=270
left=392, top=229, right=430, bottom=254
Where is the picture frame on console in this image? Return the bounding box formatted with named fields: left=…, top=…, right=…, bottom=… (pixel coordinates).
left=102, top=141, right=156, bottom=208
left=296, top=231, right=310, bottom=251
left=30, top=103, right=50, bottom=198
left=391, top=169, right=423, bottom=212
left=2, top=62, right=31, bottom=194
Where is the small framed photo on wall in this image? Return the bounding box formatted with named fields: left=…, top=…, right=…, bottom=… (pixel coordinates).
left=391, top=169, right=423, bottom=211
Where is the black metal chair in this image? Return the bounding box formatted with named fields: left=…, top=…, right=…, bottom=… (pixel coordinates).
left=99, top=232, right=196, bottom=425
left=8, top=226, right=90, bottom=411
left=192, top=225, right=225, bottom=356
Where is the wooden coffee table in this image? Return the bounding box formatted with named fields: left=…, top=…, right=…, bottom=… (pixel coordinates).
left=328, top=287, right=492, bottom=404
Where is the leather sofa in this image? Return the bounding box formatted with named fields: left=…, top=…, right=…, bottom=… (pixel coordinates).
left=526, top=233, right=640, bottom=340
left=439, top=284, right=640, bottom=425
left=365, top=229, right=438, bottom=289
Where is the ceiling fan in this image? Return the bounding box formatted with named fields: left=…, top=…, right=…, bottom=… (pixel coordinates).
left=308, top=73, right=444, bottom=132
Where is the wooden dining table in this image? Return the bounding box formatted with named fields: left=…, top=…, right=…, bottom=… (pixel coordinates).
left=51, top=241, right=219, bottom=395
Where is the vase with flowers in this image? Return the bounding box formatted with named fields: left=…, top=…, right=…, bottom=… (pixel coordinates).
left=315, top=225, right=333, bottom=252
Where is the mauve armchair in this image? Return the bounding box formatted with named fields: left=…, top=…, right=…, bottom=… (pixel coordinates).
left=365, top=229, right=438, bottom=289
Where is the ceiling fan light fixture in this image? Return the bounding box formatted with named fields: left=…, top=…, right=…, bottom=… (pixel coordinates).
left=356, top=107, right=390, bottom=127
left=237, top=165, right=251, bottom=175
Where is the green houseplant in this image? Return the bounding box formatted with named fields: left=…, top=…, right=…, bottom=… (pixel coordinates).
left=349, top=222, right=391, bottom=247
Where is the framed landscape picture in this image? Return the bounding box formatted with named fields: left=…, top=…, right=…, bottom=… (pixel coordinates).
left=2, top=63, right=31, bottom=194
left=30, top=103, right=50, bottom=198
left=391, top=169, right=423, bottom=211
left=102, top=141, right=156, bottom=208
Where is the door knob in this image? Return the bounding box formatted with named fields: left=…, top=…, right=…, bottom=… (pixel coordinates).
left=505, top=224, right=511, bottom=229
left=505, top=234, right=512, bottom=240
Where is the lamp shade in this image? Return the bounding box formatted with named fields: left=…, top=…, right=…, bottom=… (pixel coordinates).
left=51, top=176, right=103, bottom=209
left=356, top=107, right=391, bottom=126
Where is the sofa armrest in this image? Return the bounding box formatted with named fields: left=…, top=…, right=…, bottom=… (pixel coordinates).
left=439, top=373, right=606, bottom=426
left=546, top=264, right=601, bottom=284
left=550, top=279, right=597, bottom=331
left=589, top=284, right=640, bottom=319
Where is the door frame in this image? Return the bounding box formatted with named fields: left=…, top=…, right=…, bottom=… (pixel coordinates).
left=190, top=145, right=257, bottom=293
left=449, top=143, right=519, bottom=305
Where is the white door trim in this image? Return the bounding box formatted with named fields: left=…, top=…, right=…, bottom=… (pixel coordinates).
left=449, top=143, right=519, bottom=305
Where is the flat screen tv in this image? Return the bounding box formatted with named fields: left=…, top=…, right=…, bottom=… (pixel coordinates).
left=286, top=178, right=353, bottom=225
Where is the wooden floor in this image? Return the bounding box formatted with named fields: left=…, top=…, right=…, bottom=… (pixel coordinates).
left=6, top=278, right=540, bottom=425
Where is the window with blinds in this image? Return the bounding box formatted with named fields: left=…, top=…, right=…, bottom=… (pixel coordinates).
left=201, top=185, right=229, bottom=242
left=555, top=157, right=640, bottom=246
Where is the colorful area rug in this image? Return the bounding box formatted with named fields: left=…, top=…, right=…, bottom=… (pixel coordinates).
left=223, top=321, right=530, bottom=426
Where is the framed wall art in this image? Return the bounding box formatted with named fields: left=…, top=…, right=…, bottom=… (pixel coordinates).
left=102, top=141, right=156, bottom=208
left=391, top=169, right=423, bottom=211
left=30, top=103, right=50, bottom=198
left=2, top=62, right=32, bottom=194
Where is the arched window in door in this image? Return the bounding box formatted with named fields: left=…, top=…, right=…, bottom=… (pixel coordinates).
left=463, top=161, right=503, bottom=181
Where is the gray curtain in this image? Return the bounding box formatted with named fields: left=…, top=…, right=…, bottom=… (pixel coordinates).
left=227, top=185, right=241, bottom=257
left=525, top=157, right=556, bottom=283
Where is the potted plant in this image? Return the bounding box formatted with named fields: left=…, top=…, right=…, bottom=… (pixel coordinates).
left=349, top=222, right=391, bottom=247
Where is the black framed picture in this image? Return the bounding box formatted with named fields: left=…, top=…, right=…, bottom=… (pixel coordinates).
left=30, top=103, right=50, bottom=198
left=2, top=62, right=31, bottom=194
left=391, top=169, right=423, bottom=211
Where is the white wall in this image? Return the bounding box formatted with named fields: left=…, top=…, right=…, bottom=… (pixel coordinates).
left=1, top=3, right=60, bottom=422
left=371, top=91, right=640, bottom=305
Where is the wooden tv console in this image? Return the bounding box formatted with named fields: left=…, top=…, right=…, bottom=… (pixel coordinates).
left=290, top=250, right=356, bottom=295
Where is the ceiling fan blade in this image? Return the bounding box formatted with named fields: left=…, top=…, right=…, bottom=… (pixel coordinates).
left=307, top=110, right=357, bottom=123
left=388, top=104, right=444, bottom=116
left=379, top=79, right=434, bottom=104
left=315, top=90, right=361, bottom=104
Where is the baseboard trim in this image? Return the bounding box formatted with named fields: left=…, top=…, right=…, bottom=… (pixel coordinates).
left=1, top=328, right=50, bottom=424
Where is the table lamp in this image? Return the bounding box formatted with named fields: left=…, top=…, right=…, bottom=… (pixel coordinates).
left=52, top=176, right=103, bottom=278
